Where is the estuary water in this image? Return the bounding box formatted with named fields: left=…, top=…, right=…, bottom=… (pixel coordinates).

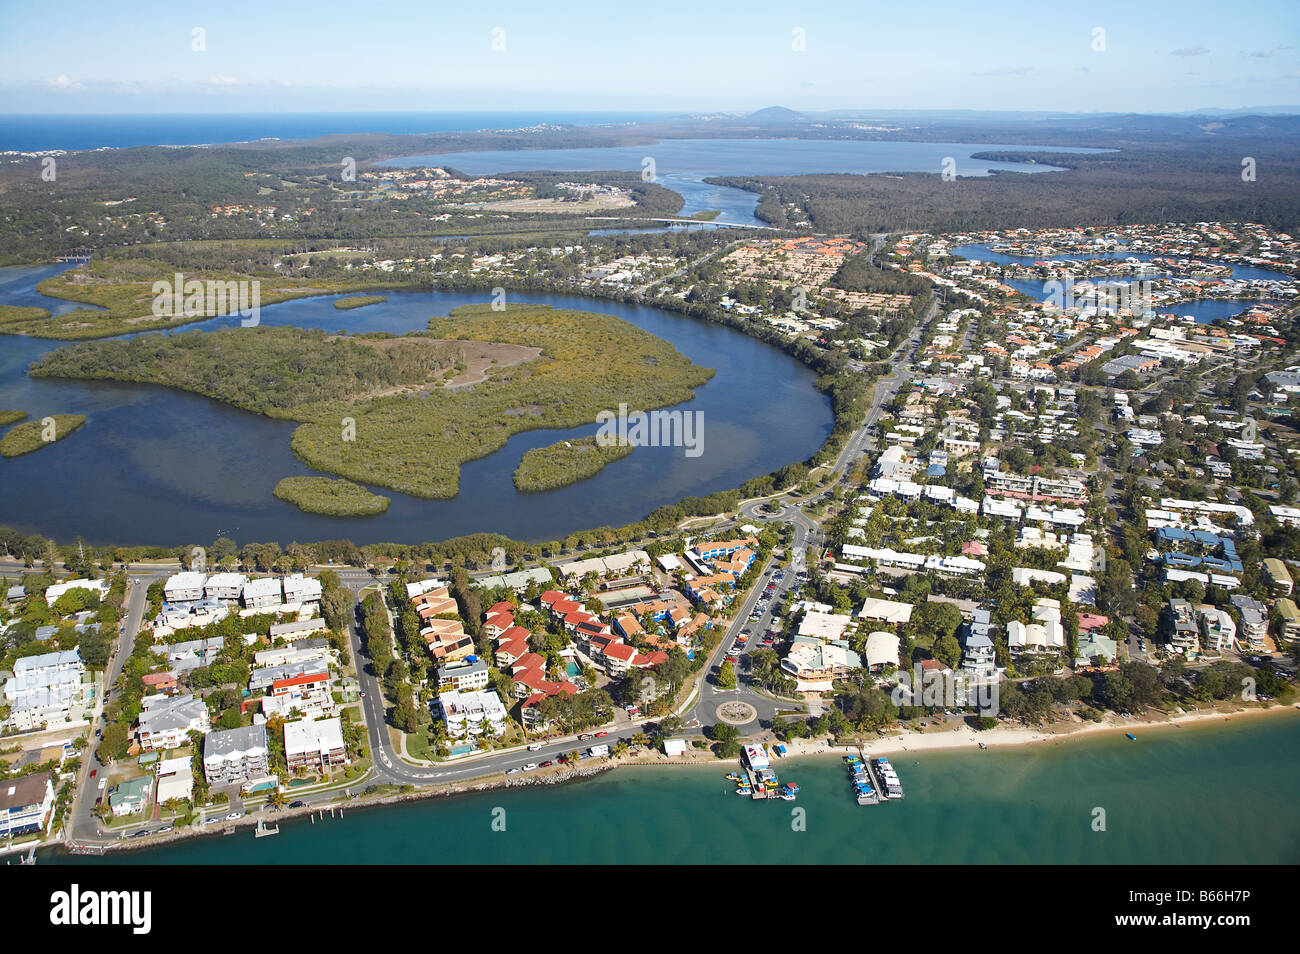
left=0, top=268, right=831, bottom=546
left=382, top=139, right=1112, bottom=226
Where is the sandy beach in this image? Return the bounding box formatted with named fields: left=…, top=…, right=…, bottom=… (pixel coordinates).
left=767, top=702, right=1300, bottom=761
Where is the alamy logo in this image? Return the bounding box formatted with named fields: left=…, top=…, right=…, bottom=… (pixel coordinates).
left=595, top=403, right=704, bottom=458
left=1041, top=275, right=1152, bottom=315
left=890, top=665, right=999, bottom=715
left=50, top=884, right=152, bottom=934
left=151, top=271, right=261, bottom=326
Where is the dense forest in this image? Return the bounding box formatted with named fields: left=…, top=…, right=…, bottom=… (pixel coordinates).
left=31, top=326, right=463, bottom=412
left=710, top=131, right=1300, bottom=236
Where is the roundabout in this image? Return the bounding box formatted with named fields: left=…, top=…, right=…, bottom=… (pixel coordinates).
left=715, top=701, right=759, bottom=726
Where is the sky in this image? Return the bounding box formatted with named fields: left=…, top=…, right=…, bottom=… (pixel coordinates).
left=1, top=0, right=1297, bottom=115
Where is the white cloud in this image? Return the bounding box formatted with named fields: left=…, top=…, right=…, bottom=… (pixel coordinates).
left=1171, top=45, right=1210, bottom=57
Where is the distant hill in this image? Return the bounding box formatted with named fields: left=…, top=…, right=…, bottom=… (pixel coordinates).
left=747, top=106, right=807, bottom=125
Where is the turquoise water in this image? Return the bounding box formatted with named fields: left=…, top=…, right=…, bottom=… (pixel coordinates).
left=52, top=714, right=1300, bottom=865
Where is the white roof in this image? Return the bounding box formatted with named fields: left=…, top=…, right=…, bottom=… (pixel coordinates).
left=165, top=571, right=209, bottom=592
left=45, top=578, right=109, bottom=604
left=157, top=756, right=193, bottom=777
left=797, top=610, right=852, bottom=641
left=406, top=578, right=447, bottom=599
left=857, top=597, right=914, bottom=624
left=864, top=631, right=901, bottom=668
left=284, top=717, right=345, bottom=758
left=205, top=572, right=247, bottom=590
left=242, top=577, right=282, bottom=599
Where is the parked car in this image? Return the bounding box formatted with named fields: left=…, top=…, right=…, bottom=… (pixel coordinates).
left=226, top=811, right=243, bottom=821
left=506, top=767, right=522, bottom=775
left=527, top=742, right=544, bottom=751
left=289, top=800, right=306, bottom=808
left=594, top=731, right=609, bottom=738
left=540, top=760, right=554, bottom=767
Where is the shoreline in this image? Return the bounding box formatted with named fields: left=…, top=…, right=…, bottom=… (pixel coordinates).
left=769, top=700, right=1300, bottom=762
left=47, top=701, right=1299, bottom=859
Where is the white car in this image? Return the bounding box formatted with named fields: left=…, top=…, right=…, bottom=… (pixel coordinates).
left=527, top=742, right=544, bottom=751
left=522, top=763, right=539, bottom=772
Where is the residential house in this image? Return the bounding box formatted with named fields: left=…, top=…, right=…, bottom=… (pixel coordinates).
left=1263, top=558, right=1294, bottom=597
left=204, top=573, right=248, bottom=601
left=3, top=650, right=84, bottom=731
left=137, top=693, right=210, bottom=751
left=0, top=773, right=54, bottom=838
left=1165, top=598, right=1200, bottom=655
left=437, top=657, right=491, bottom=693
left=109, top=776, right=151, bottom=817
left=163, top=572, right=208, bottom=604
left=262, top=671, right=335, bottom=721
left=203, top=725, right=270, bottom=787
left=284, top=717, right=347, bottom=773
left=155, top=756, right=194, bottom=805
left=281, top=574, right=322, bottom=606
left=437, top=689, right=508, bottom=739
left=241, top=577, right=284, bottom=611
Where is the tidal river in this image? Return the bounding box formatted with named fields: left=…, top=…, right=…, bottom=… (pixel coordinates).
left=0, top=268, right=832, bottom=546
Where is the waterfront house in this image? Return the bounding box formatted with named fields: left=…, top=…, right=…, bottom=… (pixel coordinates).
left=0, top=773, right=54, bottom=838
left=437, top=689, right=508, bottom=739
left=1165, top=598, right=1200, bottom=655
left=203, top=725, right=270, bottom=787
left=1277, top=598, right=1300, bottom=645
left=284, top=717, right=347, bottom=773
left=241, top=577, right=284, bottom=611
left=109, top=776, right=151, bottom=817
left=204, top=572, right=248, bottom=601
left=864, top=631, right=901, bottom=671
left=163, top=571, right=208, bottom=605
left=1229, top=595, right=1269, bottom=654
left=155, top=756, right=194, bottom=805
